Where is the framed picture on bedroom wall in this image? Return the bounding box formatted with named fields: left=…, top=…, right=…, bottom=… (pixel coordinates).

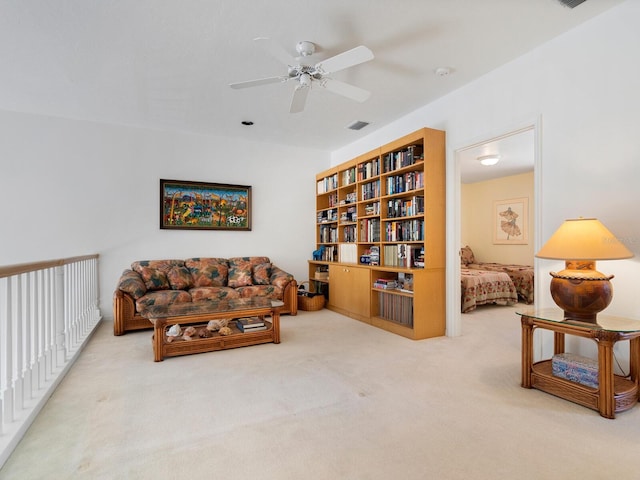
left=493, top=197, right=528, bottom=244
left=160, top=179, right=252, bottom=231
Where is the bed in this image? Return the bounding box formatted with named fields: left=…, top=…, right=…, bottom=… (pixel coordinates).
left=461, top=245, right=534, bottom=305
left=461, top=267, right=518, bottom=313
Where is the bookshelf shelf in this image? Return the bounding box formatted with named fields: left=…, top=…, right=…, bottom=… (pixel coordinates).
left=310, top=128, right=445, bottom=340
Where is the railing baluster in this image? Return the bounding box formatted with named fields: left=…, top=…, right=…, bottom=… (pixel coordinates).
left=0, top=277, right=10, bottom=434
left=0, top=255, right=101, bottom=468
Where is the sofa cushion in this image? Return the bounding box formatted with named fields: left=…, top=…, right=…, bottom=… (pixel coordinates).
left=118, top=269, right=147, bottom=299
left=135, top=290, right=192, bottom=311
left=229, top=256, right=270, bottom=268
left=185, top=258, right=228, bottom=287
left=253, top=262, right=272, bottom=285
left=167, top=265, right=194, bottom=290
left=132, top=260, right=185, bottom=291
left=189, top=286, right=240, bottom=302
left=228, top=261, right=253, bottom=287
left=137, top=266, right=170, bottom=291
left=235, top=285, right=282, bottom=300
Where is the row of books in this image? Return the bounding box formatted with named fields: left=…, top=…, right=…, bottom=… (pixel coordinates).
left=373, top=278, right=398, bottom=289
left=316, top=245, right=336, bottom=262
left=361, top=179, right=381, bottom=200
left=384, top=219, right=424, bottom=242
left=340, top=206, right=357, bottom=224
left=385, top=171, right=424, bottom=196
left=342, top=225, right=357, bottom=242
left=339, top=243, right=358, bottom=263
left=358, top=159, right=381, bottom=180
left=317, top=174, right=338, bottom=194
left=359, top=218, right=381, bottom=242
left=377, top=291, right=413, bottom=327
left=383, top=145, right=424, bottom=172
left=386, top=196, right=424, bottom=219
left=317, top=208, right=337, bottom=223
left=236, top=317, right=267, bottom=333
left=382, top=244, right=424, bottom=268
left=342, top=167, right=357, bottom=186
left=339, top=192, right=357, bottom=204
left=364, top=201, right=380, bottom=216
left=319, top=225, right=338, bottom=243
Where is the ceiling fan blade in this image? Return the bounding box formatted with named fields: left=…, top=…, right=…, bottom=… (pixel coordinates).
left=254, top=37, right=294, bottom=66
left=229, top=76, right=288, bottom=89
left=315, top=45, right=374, bottom=75
left=290, top=86, right=309, bottom=113
left=321, top=78, right=371, bottom=103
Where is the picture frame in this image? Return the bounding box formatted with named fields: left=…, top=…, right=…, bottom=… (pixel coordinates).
left=160, top=179, right=251, bottom=230
left=493, top=197, right=528, bottom=244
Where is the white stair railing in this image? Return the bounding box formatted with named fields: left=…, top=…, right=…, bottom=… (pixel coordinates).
left=0, top=255, right=101, bottom=468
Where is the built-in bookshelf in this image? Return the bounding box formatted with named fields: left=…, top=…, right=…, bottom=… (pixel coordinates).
left=310, top=128, right=445, bottom=340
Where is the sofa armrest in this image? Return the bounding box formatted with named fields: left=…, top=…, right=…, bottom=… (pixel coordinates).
left=282, top=279, right=298, bottom=316
left=270, top=265, right=294, bottom=289
left=117, top=269, right=147, bottom=299
left=270, top=265, right=297, bottom=315
left=113, top=289, right=137, bottom=336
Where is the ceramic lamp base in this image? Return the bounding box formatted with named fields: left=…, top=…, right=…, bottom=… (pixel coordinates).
left=549, top=260, right=613, bottom=323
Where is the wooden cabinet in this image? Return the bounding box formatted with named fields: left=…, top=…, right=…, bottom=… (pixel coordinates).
left=310, top=127, right=445, bottom=340
left=328, top=265, right=370, bottom=320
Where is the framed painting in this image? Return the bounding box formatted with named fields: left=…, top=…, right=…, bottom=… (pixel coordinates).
left=160, top=179, right=251, bottom=230
left=493, top=197, right=528, bottom=244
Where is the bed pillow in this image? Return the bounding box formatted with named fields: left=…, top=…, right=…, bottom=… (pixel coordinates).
left=460, top=245, right=475, bottom=265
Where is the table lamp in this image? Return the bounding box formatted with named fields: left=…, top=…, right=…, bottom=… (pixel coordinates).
left=535, top=217, right=634, bottom=323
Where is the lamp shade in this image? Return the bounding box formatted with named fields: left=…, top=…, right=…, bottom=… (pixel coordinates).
left=536, top=218, right=633, bottom=261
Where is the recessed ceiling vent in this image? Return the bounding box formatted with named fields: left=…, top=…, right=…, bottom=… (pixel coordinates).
left=556, top=0, right=587, bottom=8
left=347, top=120, right=370, bottom=131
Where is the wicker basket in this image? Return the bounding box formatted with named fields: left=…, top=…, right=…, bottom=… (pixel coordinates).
left=297, top=282, right=325, bottom=311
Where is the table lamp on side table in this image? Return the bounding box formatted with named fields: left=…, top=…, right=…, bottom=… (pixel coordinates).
left=535, top=217, right=634, bottom=323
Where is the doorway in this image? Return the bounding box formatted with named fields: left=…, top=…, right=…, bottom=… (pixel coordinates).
left=447, top=122, right=541, bottom=337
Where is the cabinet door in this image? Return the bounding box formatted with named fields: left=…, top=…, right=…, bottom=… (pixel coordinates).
left=328, top=265, right=370, bottom=318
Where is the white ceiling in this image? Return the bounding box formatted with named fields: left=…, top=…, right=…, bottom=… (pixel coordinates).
left=0, top=0, right=624, bottom=157
left=458, top=127, right=536, bottom=184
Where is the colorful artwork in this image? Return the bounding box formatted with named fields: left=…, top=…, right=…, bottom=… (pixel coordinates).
left=493, top=197, right=528, bottom=244
left=160, top=179, right=251, bottom=230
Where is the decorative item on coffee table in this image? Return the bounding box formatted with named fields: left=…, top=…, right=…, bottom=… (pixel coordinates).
left=236, top=317, right=267, bottom=332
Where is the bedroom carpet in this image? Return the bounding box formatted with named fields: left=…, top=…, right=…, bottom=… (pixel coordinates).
left=1, top=304, right=639, bottom=480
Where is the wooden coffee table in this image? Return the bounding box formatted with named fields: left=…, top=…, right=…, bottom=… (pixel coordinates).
left=141, top=298, right=282, bottom=361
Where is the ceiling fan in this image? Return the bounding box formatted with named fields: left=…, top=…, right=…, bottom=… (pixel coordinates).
left=229, top=38, right=374, bottom=113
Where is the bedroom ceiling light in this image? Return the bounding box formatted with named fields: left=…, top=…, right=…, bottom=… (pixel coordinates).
left=535, top=217, right=634, bottom=323
left=477, top=154, right=500, bottom=166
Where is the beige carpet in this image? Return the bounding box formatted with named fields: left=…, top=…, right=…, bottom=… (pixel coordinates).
left=1, top=305, right=639, bottom=480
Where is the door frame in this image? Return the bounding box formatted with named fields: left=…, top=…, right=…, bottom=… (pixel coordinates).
left=446, top=117, right=543, bottom=337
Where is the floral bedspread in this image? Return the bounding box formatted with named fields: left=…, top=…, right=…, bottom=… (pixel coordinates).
left=461, top=268, right=518, bottom=313
left=467, top=263, right=534, bottom=304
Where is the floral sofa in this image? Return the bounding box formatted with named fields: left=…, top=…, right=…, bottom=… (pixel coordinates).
left=113, top=256, right=297, bottom=335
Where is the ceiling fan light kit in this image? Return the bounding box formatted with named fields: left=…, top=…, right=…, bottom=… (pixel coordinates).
left=230, top=38, right=374, bottom=113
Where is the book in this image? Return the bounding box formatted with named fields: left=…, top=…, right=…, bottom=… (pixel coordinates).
left=237, top=324, right=267, bottom=333
left=236, top=317, right=265, bottom=328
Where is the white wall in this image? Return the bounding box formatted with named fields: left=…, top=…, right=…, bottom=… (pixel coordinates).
left=461, top=172, right=535, bottom=266
left=332, top=1, right=640, bottom=342
left=0, top=111, right=328, bottom=318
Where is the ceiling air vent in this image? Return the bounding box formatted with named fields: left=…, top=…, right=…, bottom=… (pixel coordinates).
left=347, top=120, right=370, bottom=131
left=556, top=0, right=587, bottom=8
